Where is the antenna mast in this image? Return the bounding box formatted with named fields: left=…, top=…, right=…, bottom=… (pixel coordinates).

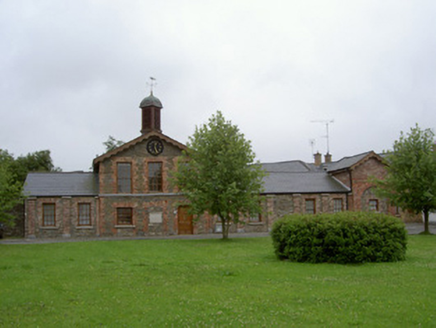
left=311, top=119, right=334, bottom=154
left=309, top=139, right=316, bottom=155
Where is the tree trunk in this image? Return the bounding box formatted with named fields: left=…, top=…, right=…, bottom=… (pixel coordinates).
left=423, top=209, right=430, bottom=234
left=221, top=218, right=230, bottom=239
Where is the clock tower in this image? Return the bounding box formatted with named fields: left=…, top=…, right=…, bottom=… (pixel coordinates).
left=139, top=91, right=163, bottom=134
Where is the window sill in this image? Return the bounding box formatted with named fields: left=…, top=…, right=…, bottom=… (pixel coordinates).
left=248, top=222, right=264, bottom=226
left=41, top=226, right=58, bottom=230
left=115, top=225, right=136, bottom=229
left=76, top=226, right=94, bottom=230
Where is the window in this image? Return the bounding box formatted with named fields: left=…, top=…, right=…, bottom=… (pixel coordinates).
left=305, top=199, right=315, bottom=214
left=43, top=203, right=56, bottom=226
left=117, top=163, right=131, bottom=193
left=148, top=162, right=163, bottom=192
left=117, top=208, right=133, bottom=225
left=78, top=203, right=91, bottom=226
left=369, top=199, right=379, bottom=212
left=333, top=199, right=343, bottom=213
left=249, top=213, right=261, bottom=223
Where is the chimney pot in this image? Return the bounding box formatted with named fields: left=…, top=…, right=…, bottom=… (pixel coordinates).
left=314, top=152, right=322, bottom=166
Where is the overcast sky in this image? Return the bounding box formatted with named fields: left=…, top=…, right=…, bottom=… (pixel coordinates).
left=1, top=0, right=435, bottom=171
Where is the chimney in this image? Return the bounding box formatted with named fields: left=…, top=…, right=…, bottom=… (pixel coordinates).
left=314, top=152, right=322, bottom=166
left=324, top=153, right=332, bottom=163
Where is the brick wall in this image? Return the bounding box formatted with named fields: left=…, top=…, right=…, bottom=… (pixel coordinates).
left=347, top=157, right=387, bottom=212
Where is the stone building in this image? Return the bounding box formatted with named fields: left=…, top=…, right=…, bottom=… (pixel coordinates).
left=25, top=92, right=203, bottom=238
left=257, top=151, right=408, bottom=232
left=24, top=92, right=407, bottom=239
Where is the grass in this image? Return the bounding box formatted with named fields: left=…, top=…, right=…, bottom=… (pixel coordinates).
left=1, top=236, right=436, bottom=327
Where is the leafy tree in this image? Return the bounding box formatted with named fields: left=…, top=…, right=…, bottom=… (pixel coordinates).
left=103, top=135, right=125, bottom=152
left=0, top=149, right=60, bottom=227
left=373, top=124, right=436, bottom=234
left=172, top=111, right=266, bottom=239
left=13, top=150, right=61, bottom=184
left=0, top=151, right=23, bottom=226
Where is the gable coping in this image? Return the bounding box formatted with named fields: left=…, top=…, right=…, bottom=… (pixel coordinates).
left=327, top=151, right=385, bottom=173
left=347, top=151, right=385, bottom=171
left=93, top=131, right=187, bottom=169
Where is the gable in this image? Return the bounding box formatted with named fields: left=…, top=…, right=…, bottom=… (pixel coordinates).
left=93, top=131, right=187, bottom=171
left=106, top=138, right=183, bottom=159
left=351, top=156, right=387, bottom=180
left=327, top=151, right=385, bottom=174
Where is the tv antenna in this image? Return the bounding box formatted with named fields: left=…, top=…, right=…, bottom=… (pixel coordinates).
left=311, top=119, right=334, bottom=154
left=309, top=139, right=316, bottom=155
left=147, top=77, right=157, bottom=94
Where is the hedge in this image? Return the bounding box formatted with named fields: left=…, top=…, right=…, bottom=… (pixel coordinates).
left=271, top=212, right=407, bottom=264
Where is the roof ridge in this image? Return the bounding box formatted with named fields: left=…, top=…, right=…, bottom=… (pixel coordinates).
left=334, top=151, right=372, bottom=162
left=261, top=159, right=306, bottom=165
left=27, top=171, right=94, bottom=175
left=267, top=171, right=327, bottom=174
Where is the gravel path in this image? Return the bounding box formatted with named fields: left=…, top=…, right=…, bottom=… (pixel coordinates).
left=0, top=223, right=434, bottom=245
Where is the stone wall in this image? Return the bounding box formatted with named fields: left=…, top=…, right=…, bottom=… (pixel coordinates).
left=98, top=139, right=180, bottom=195
left=258, top=192, right=349, bottom=231
left=25, top=196, right=98, bottom=238
left=98, top=194, right=190, bottom=237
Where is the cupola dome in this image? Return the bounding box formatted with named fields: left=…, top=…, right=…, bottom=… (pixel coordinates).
left=139, top=92, right=163, bottom=109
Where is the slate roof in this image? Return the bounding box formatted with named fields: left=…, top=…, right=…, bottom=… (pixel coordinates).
left=24, top=172, right=98, bottom=197
left=261, top=160, right=312, bottom=173
left=324, top=151, right=384, bottom=173
left=261, top=161, right=349, bottom=194
left=262, top=172, right=349, bottom=194
left=25, top=152, right=378, bottom=197
left=324, top=152, right=371, bottom=172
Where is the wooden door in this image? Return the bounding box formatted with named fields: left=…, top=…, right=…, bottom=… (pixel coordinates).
left=178, top=206, right=193, bottom=235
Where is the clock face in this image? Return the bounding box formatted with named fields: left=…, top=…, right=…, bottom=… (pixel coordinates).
left=147, top=139, right=164, bottom=156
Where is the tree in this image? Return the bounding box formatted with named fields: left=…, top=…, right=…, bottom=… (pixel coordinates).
left=172, top=111, right=266, bottom=239
left=13, top=150, right=61, bottom=184
left=0, top=149, right=60, bottom=227
left=103, top=136, right=125, bottom=152
left=373, top=124, right=436, bottom=234
left=0, top=151, right=23, bottom=226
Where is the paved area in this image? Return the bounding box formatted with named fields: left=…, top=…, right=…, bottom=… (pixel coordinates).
left=0, top=223, right=434, bottom=245
left=0, top=232, right=271, bottom=245
left=404, top=222, right=436, bottom=235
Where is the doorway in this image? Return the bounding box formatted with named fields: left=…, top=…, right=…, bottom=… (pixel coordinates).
left=177, top=206, right=193, bottom=235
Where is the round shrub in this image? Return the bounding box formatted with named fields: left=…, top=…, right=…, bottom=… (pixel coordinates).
left=271, top=212, right=407, bottom=264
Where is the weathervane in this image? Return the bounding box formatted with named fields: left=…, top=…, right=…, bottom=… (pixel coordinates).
left=311, top=119, right=334, bottom=154
left=147, top=77, right=157, bottom=94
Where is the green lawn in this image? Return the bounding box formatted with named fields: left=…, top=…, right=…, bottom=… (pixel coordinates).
left=1, top=236, right=435, bottom=327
